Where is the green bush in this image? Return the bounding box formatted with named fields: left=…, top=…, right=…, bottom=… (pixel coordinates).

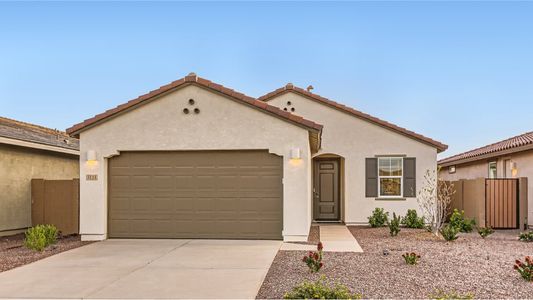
left=449, top=209, right=476, bottom=233
left=402, top=252, right=421, bottom=265
left=514, top=256, right=533, bottom=282
left=401, top=209, right=425, bottom=229
left=284, top=276, right=362, bottom=299
left=429, top=289, right=474, bottom=300
left=519, top=231, right=533, bottom=242
left=368, top=208, right=388, bottom=228
left=24, top=224, right=58, bottom=251
left=387, top=213, right=401, bottom=237
left=439, top=224, right=459, bottom=241
left=477, top=226, right=494, bottom=239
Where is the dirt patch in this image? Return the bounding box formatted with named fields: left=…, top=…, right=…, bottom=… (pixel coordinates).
left=257, top=226, right=533, bottom=299
left=0, top=233, right=92, bottom=272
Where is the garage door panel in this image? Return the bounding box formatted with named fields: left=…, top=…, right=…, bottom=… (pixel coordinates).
left=108, top=151, right=283, bottom=239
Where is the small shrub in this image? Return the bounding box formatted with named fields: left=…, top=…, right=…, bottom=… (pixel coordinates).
left=429, top=289, right=474, bottom=299
left=387, top=213, right=401, bottom=237
left=449, top=209, right=476, bottom=233
left=24, top=224, right=58, bottom=251
left=439, top=224, right=459, bottom=241
left=477, top=226, right=495, bottom=239
left=284, top=275, right=362, bottom=299
left=519, top=231, right=533, bottom=242
left=302, top=242, right=323, bottom=273
left=401, top=209, right=425, bottom=229
left=514, top=256, right=533, bottom=282
left=368, top=208, right=388, bottom=228
left=402, top=252, right=421, bottom=265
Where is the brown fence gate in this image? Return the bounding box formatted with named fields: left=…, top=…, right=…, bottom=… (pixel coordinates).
left=485, top=179, right=519, bottom=229
left=31, top=179, right=79, bottom=235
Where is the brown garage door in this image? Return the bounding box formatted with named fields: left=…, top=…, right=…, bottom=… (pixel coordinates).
left=108, top=150, right=283, bottom=239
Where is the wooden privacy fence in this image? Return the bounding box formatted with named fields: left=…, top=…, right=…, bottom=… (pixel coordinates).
left=31, top=179, right=79, bottom=235
left=449, top=177, right=527, bottom=229
left=486, top=179, right=518, bottom=229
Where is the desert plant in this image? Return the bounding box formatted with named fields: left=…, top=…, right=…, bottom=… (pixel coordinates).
left=402, top=252, right=421, bottom=265
left=514, top=256, right=533, bottom=282
left=519, top=231, right=533, bottom=242
left=439, top=224, right=459, bottom=241
left=368, top=208, right=388, bottom=228
left=401, top=209, right=425, bottom=229
left=449, top=209, right=476, bottom=233
left=284, top=275, right=362, bottom=299
left=429, top=289, right=474, bottom=300
left=418, top=169, right=455, bottom=236
left=24, top=224, right=58, bottom=251
left=477, top=226, right=494, bottom=239
left=302, top=242, right=324, bottom=273
left=387, top=213, right=401, bottom=236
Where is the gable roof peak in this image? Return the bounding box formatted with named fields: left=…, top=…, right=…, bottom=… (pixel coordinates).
left=258, top=84, right=447, bottom=153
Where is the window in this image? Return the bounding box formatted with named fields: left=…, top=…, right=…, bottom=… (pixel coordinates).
left=378, top=157, right=403, bottom=197
left=488, top=161, right=497, bottom=178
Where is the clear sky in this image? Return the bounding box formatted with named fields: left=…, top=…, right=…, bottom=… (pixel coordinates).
left=1, top=1, right=532, bottom=159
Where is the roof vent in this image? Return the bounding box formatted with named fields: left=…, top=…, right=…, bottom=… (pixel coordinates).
left=306, top=85, right=314, bottom=92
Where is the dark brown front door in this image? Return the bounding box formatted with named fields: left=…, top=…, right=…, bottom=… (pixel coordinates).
left=313, top=159, right=340, bottom=221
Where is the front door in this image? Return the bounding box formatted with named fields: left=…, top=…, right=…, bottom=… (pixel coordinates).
left=313, top=159, right=340, bottom=221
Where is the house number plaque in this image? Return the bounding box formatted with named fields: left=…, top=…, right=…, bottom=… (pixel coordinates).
left=86, top=174, right=98, bottom=181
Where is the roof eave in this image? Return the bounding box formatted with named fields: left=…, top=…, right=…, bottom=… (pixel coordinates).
left=438, top=143, right=533, bottom=167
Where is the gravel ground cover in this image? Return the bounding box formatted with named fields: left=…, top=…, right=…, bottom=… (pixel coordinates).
left=257, top=226, right=533, bottom=299
left=0, top=233, right=92, bottom=272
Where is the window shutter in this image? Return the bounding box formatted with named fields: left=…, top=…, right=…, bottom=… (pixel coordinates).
left=403, top=157, right=416, bottom=197
left=365, top=158, right=378, bottom=197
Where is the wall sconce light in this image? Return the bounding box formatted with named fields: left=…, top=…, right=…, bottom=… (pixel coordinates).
left=87, top=150, right=97, bottom=162
left=449, top=166, right=456, bottom=174
left=510, top=161, right=518, bottom=177
left=290, top=148, right=301, bottom=160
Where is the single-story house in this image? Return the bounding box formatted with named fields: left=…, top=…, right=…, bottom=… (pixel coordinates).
left=0, top=117, right=79, bottom=236
left=439, top=132, right=532, bottom=228
left=66, top=73, right=447, bottom=241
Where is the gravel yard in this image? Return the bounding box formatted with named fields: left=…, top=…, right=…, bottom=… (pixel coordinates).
left=0, top=233, right=91, bottom=272
left=257, top=226, right=533, bottom=299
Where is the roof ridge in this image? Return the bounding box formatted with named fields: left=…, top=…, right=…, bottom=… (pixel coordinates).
left=0, top=116, right=68, bottom=136
left=66, top=73, right=323, bottom=136
left=258, top=84, right=447, bottom=152
left=439, top=131, right=533, bottom=164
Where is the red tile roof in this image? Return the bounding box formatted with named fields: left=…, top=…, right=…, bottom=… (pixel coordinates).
left=0, top=116, right=79, bottom=151
left=258, top=84, right=448, bottom=153
left=66, top=74, right=323, bottom=136
left=439, top=131, right=533, bottom=166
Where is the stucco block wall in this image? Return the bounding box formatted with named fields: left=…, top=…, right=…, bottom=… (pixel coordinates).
left=267, top=93, right=438, bottom=224
left=79, top=85, right=313, bottom=241
left=0, top=144, right=79, bottom=235
left=439, top=149, right=533, bottom=226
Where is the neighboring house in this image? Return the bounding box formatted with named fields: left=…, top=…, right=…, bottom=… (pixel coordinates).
left=66, top=73, right=447, bottom=242
left=0, top=117, right=79, bottom=236
left=439, top=132, right=533, bottom=228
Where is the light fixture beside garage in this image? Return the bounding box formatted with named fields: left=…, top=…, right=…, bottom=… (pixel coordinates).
left=87, top=150, right=97, bottom=162
left=290, top=148, right=301, bottom=160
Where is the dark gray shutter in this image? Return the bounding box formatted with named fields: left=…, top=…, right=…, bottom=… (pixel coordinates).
left=365, top=158, right=378, bottom=197
left=403, top=157, right=416, bottom=197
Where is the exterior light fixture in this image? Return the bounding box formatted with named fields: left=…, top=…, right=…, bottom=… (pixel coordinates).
left=290, top=148, right=301, bottom=160
left=510, top=161, right=518, bottom=177
left=449, top=166, right=456, bottom=174
left=87, top=150, right=97, bottom=162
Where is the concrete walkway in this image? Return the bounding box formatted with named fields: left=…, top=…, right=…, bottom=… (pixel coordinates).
left=0, top=239, right=281, bottom=299
left=280, top=225, right=363, bottom=252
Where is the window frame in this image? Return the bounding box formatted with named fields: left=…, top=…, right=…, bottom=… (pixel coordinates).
left=377, top=157, right=403, bottom=198
left=488, top=161, right=497, bottom=178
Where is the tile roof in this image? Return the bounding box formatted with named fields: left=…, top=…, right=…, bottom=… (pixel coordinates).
left=66, top=73, right=323, bottom=136
left=258, top=84, right=448, bottom=153
left=0, top=116, right=79, bottom=151
left=439, top=131, right=533, bottom=165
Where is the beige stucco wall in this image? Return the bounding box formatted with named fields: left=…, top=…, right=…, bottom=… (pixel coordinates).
left=267, top=93, right=439, bottom=224
left=78, top=85, right=313, bottom=241
left=439, top=149, right=533, bottom=226
left=0, top=144, right=79, bottom=236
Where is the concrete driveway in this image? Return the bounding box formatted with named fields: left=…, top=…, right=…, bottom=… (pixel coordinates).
left=0, top=239, right=281, bottom=299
